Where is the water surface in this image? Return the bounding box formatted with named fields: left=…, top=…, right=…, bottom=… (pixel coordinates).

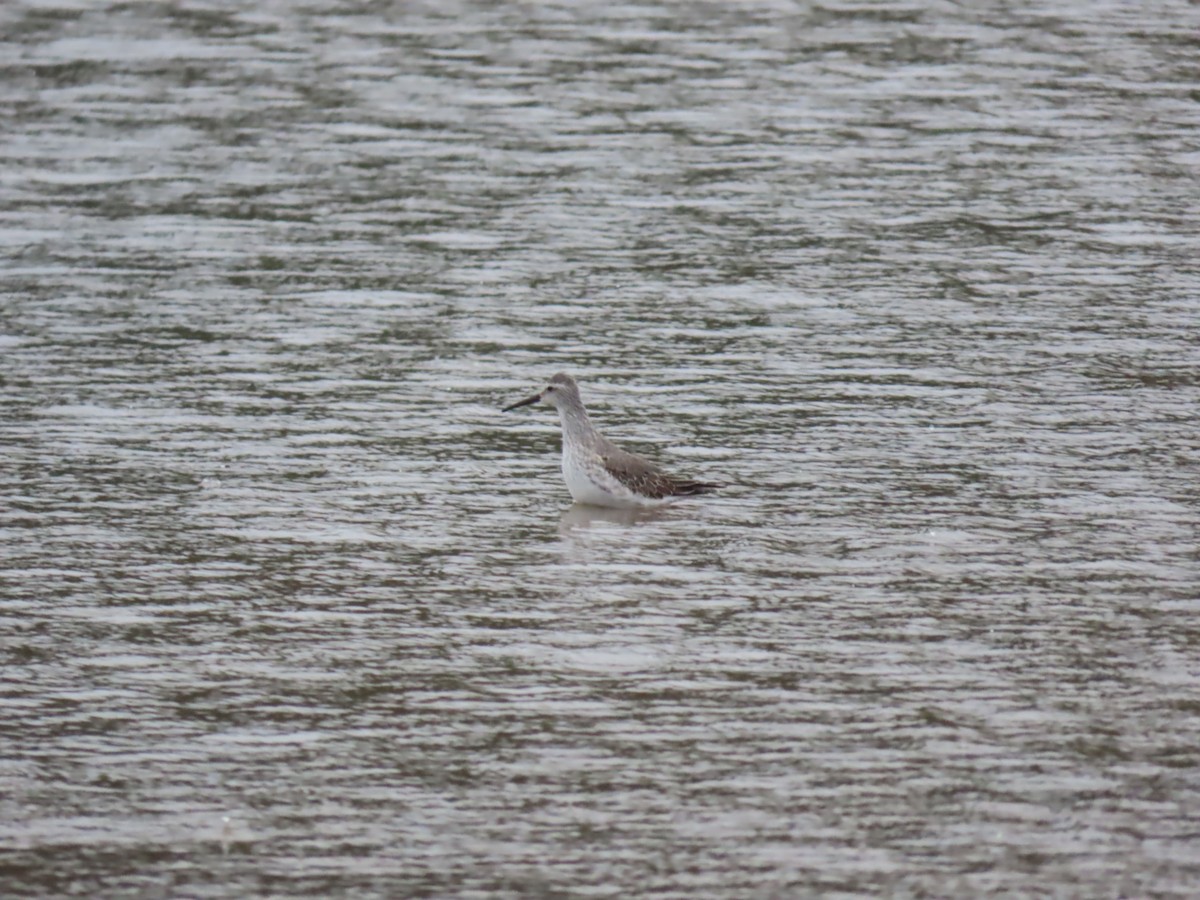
left=2, top=1, right=1198, bottom=896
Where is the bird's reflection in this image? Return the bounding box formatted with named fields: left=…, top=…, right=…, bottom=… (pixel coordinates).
left=558, top=502, right=673, bottom=531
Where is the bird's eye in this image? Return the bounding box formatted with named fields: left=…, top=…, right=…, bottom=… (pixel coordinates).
left=546, top=385, right=556, bottom=391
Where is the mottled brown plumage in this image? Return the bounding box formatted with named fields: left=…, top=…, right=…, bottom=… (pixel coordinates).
left=598, top=446, right=721, bottom=500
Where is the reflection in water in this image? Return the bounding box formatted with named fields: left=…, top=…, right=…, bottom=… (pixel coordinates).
left=559, top=501, right=676, bottom=531
left=1, top=0, right=1198, bottom=897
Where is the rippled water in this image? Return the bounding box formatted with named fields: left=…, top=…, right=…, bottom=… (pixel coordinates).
left=2, top=1, right=1199, bottom=896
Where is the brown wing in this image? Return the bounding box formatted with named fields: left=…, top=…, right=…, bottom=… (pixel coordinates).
left=600, top=446, right=722, bottom=499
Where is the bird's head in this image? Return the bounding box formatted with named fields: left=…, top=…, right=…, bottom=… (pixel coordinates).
left=502, top=372, right=581, bottom=412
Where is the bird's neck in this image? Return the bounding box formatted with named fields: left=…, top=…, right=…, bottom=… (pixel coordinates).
left=557, top=403, right=596, bottom=447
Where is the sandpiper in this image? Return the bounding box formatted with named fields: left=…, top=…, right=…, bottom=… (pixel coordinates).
left=502, top=373, right=722, bottom=508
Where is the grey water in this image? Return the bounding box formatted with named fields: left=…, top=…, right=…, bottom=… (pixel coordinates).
left=2, top=1, right=1199, bottom=896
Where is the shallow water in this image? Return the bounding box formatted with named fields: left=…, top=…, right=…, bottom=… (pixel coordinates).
left=2, top=0, right=1199, bottom=896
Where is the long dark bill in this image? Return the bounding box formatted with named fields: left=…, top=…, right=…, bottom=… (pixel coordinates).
left=501, top=393, right=541, bottom=412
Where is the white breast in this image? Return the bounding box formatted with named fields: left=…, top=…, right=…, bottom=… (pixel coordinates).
left=561, top=447, right=664, bottom=509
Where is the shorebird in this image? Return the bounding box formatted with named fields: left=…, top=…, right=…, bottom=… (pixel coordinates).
left=502, top=373, right=722, bottom=508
